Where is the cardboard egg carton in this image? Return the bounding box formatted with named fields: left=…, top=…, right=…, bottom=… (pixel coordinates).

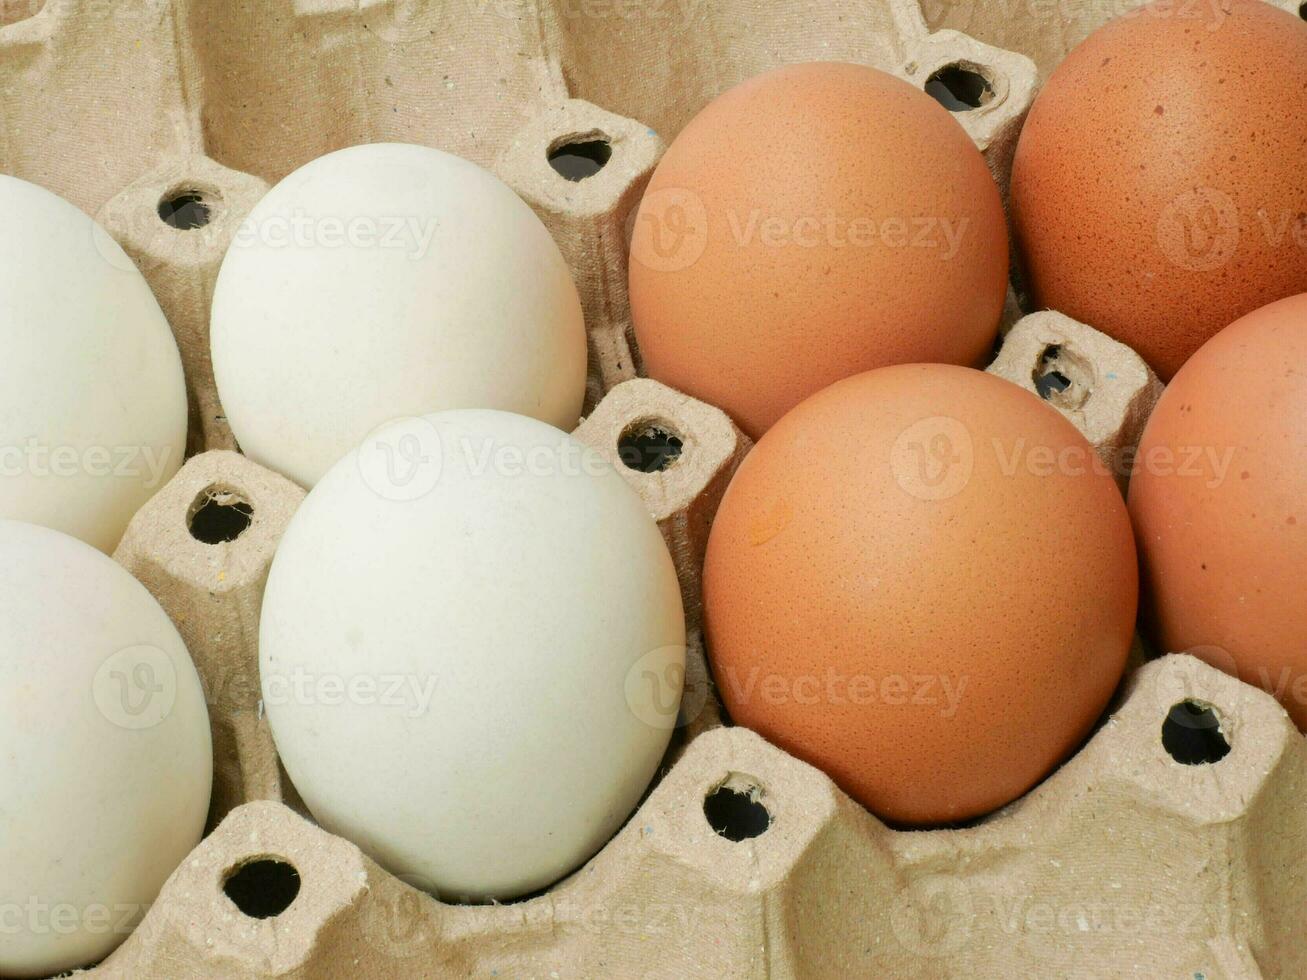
left=112, top=450, right=308, bottom=832
left=5, top=0, right=1295, bottom=977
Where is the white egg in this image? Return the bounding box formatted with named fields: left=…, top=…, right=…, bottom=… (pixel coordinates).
left=0, top=520, right=212, bottom=978
left=211, top=143, right=588, bottom=489
left=0, top=176, right=187, bottom=553
left=260, top=410, right=685, bottom=900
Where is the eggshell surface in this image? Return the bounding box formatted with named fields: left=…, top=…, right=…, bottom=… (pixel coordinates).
left=0, top=175, right=187, bottom=552
left=211, top=143, right=587, bottom=488
left=1129, top=293, right=1307, bottom=729
left=1011, top=0, right=1307, bottom=380
left=629, top=62, right=1008, bottom=439
left=702, top=366, right=1137, bottom=824
left=0, top=520, right=212, bottom=979
left=260, top=410, right=685, bottom=900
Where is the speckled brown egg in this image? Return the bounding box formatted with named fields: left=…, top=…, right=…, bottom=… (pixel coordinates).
left=1011, top=0, right=1307, bottom=381
left=1129, top=293, right=1307, bottom=729
left=629, top=62, right=1008, bottom=440
left=702, top=365, right=1137, bottom=825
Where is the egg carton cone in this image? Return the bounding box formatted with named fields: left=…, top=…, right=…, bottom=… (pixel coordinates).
left=988, top=310, right=1164, bottom=492
left=97, top=159, right=271, bottom=456
left=922, top=0, right=1303, bottom=82
left=112, top=450, right=308, bottom=831
left=574, top=377, right=754, bottom=743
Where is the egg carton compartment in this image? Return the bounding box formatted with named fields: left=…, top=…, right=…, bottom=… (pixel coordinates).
left=988, top=310, right=1163, bottom=493
left=112, top=450, right=308, bottom=832
left=5, top=0, right=1282, bottom=977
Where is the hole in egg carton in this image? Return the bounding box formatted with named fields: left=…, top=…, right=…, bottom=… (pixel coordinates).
left=1300, top=1, right=1306, bottom=20
left=1161, top=699, right=1231, bottom=766
left=0, top=0, right=43, bottom=28
left=925, top=62, right=994, bottom=112
left=187, top=484, right=254, bottom=544
left=547, top=133, right=613, bottom=182
left=704, top=774, right=771, bottom=841
left=157, top=186, right=218, bottom=230
left=618, top=418, right=684, bottom=473
left=222, top=857, right=302, bottom=919
left=1032, top=344, right=1094, bottom=411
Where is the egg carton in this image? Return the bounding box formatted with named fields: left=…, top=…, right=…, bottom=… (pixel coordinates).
left=4, top=0, right=1291, bottom=977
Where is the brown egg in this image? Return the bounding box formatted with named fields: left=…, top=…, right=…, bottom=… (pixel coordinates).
left=1011, top=0, right=1307, bottom=381
left=1129, top=293, right=1307, bottom=729
left=702, top=365, right=1137, bottom=824
left=629, top=62, right=1008, bottom=440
